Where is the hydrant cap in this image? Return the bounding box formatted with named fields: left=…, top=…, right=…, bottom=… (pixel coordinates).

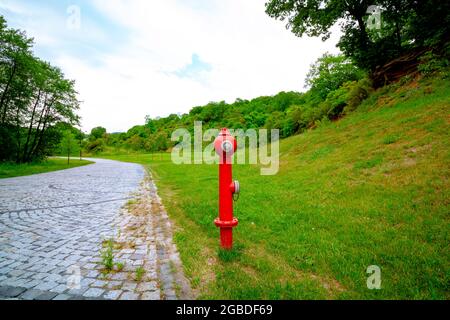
left=214, top=128, right=237, bottom=156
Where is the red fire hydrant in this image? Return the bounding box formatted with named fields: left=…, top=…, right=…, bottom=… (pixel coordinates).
left=214, top=128, right=240, bottom=250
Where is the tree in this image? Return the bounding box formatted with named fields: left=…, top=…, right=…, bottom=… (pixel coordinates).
left=405, top=0, right=450, bottom=48
left=265, top=0, right=372, bottom=52
left=305, top=53, right=366, bottom=99
left=265, top=0, right=450, bottom=71
left=60, top=130, right=79, bottom=164
left=0, top=16, right=80, bottom=163
left=127, top=134, right=144, bottom=151
left=90, top=126, right=107, bottom=140
left=127, top=125, right=148, bottom=139
left=75, top=129, right=85, bottom=160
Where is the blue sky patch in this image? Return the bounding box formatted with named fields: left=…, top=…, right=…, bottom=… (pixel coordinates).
left=174, top=54, right=212, bottom=80
left=0, top=0, right=128, bottom=67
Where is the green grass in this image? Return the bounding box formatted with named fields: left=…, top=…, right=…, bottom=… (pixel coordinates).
left=0, top=158, right=93, bottom=179
left=135, top=266, right=145, bottom=282
left=101, top=238, right=115, bottom=271
left=101, top=76, right=450, bottom=300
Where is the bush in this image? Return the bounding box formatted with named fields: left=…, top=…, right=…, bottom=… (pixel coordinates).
left=418, top=51, right=450, bottom=77
left=320, top=78, right=372, bottom=120
left=322, top=87, right=348, bottom=119
left=343, top=78, right=373, bottom=114
left=314, top=116, right=331, bottom=129
left=86, top=139, right=104, bottom=154
left=306, top=53, right=366, bottom=100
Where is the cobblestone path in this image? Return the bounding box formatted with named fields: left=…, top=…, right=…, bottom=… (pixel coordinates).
left=0, top=159, right=191, bottom=300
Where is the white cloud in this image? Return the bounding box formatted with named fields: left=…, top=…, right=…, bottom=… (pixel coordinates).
left=3, top=0, right=342, bottom=133
left=0, top=1, right=27, bottom=14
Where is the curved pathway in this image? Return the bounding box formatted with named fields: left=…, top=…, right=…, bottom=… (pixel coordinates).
left=0, top=159, right=191, bottom=300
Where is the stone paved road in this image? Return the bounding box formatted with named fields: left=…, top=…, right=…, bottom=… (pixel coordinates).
left=0, top=159, right=191, bottom=300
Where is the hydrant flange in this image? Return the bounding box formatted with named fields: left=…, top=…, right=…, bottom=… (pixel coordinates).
left=214, top=217, right=239, bottom=228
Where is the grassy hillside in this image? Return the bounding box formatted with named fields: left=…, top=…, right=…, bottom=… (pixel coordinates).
left=104, top=75, right=449, bottom=299
left=0, top=158, right=93, bottom=179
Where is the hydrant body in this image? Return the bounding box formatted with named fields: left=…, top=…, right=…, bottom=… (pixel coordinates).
left=214, top=128, right=239, bottom=250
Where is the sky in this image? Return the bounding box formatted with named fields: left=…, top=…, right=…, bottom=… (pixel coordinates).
left=0, top=0, right=341, bottom=133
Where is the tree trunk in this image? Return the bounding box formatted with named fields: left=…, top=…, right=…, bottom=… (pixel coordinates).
left=28, top=95, right=48, bottom=158
left=29, top=104, right=50, bottom=160
left=395, top=21, right=402, bottom=50
left=15, top=106, right=21, bottom=163
left=68, top=138, right=71, bottom=165
left=356, top=16, right=369, bottom=51
left=28, top=96, right=53, bottom=161
left=0, top=61, right=17, bottom=124
left=22, top=89, right=42, bottom=162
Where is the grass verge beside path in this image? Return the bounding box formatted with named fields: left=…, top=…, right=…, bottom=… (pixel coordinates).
left=101, top=76, right=449, bottom=300
left=0, top=158, right=94, bottom=179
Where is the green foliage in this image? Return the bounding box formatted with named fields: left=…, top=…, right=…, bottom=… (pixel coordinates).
left=306, top=54, right=366, bottom=99
left=265, top=0, right=450, bottom=71
left=59, top=130, right=80, bottom=163
left=404, top=0, right=450, bottom=48
left=320, top=78, right=373, bottom=118
left=115, top=262, right=125, bottom=272
left=418, top=50, right=450, bottom=77
left=90, top=127, right=107, bottom=140
left=85, top=91, right=310, bottom=152
left=101, top=238, right=115, bottom=271
left=135, top=266, right=145, bottom=282
left=343, top=78, right=373, bottom=113
left=0, top=16, right=80, bottom=163
left=86, top=139, right=104, bottom=154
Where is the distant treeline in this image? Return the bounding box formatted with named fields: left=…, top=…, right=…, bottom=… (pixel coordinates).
left=86, top=53, right=372, bottom=154
left=0, top=16, right=79, bottom=163
left=86, top=48, right=448, bottom=154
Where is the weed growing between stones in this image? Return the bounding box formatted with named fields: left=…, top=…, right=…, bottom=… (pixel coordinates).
left=135, top=266, right=145, bottom=282
left=100, top=238, right=126, bottom=275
